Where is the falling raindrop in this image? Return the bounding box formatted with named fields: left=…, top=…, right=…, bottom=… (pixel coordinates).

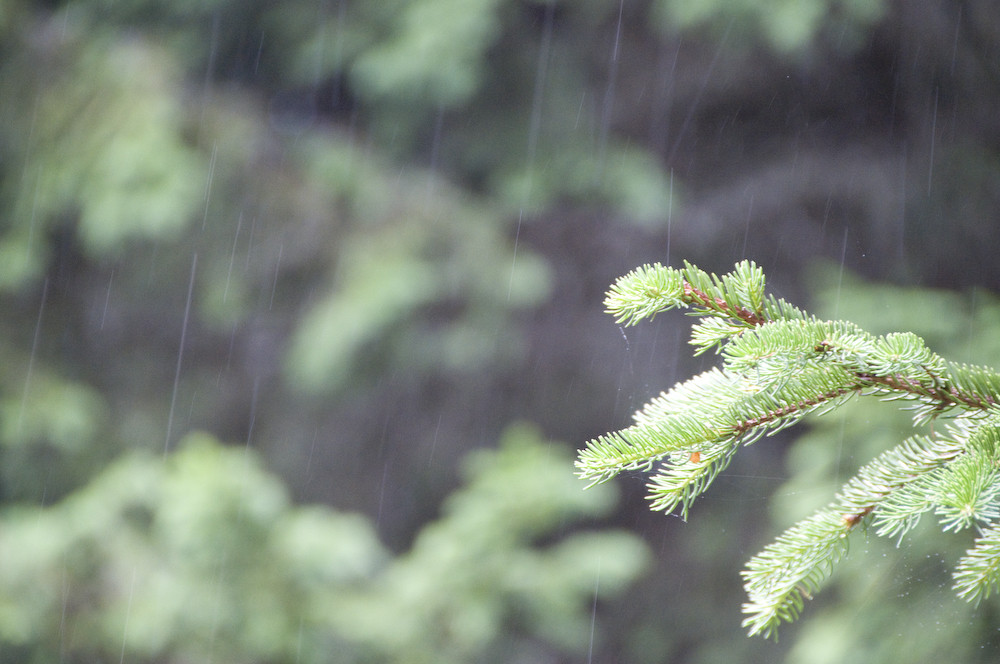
left=428, top=412, right=443, bottom=467
left=223, top=211, right=243, bottom=304
left=269, top=242, right=283, bottom=310
left=927, top=87, right=939, bottom=195
left=596, top=0, right=625, bottom=176
left=202, top=142, right=218, bottom=229
left=17, top=278, right=48, bottom=438
left=526, top=1, right=555, bottom=170
left=117, top=567, right=137, bottom=664
left=741, top=193, right=754, bottom=258
left=507, top=210, right=523, bottom=302
left=586, top=559, right=602, bottom=664
left=100, top=269, right=114, bottom=330
left=950, top=6, right=962, bottom=77
left=375, top=460, right=390, bottom=533
left=667, top=19, right=733, bottom=164
left=164, top=253, right=198, bottom=456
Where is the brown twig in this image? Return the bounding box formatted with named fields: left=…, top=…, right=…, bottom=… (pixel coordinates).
left=682, top=282, right=768, bottom=327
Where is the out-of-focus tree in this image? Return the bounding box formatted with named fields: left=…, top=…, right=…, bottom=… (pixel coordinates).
left=0, top=425, right=648, bottom=662
left=0, top=2, right=665, bottom=661
left=0, top=0, right=681, bottom=514
left=650, top=0, right=886, bottom=52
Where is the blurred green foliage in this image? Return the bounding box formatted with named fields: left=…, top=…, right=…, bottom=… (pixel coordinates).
left=650, top=0, right=886, bottom=52
left=0, top=35, right=205, bottom=287
left=349, top=0, right=504, bottom=108
left=0, top=425, right=648, bottom=662
left=283, top=135, right=551, bottom=392
left=0, top=2, right=670, bottom=660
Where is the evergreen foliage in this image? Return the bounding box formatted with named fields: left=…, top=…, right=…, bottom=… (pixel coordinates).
left=578, top=260, right=1000, bottom=639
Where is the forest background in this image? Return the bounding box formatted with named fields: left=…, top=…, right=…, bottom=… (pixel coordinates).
left=2, top=0, right=1000, bottom=662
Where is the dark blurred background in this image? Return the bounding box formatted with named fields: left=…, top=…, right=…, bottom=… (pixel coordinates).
left=2, top=0, right=1000, bottom=662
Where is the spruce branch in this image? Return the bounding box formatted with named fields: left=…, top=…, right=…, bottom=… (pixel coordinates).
left=740, top=511, right=852, bottom=639
left=954, top=522, right=1000, bottom=603
left=605, top=260, right=787, bottom=328
left=578, top=260, right=1000, bottom=639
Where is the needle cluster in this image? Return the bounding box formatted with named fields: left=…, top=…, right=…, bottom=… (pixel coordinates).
left=577, top=260, right=1000, bottom=638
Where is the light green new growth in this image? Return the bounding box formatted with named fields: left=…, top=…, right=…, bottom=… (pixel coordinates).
left=577, top=260, right=1000, bottom=639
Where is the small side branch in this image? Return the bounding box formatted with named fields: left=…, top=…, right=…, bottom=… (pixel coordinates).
left=682, top=281, right=768, bottom=327
left=849, top=372, right=996, bottom=414
left=730, top=384, right=861, bottom=435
